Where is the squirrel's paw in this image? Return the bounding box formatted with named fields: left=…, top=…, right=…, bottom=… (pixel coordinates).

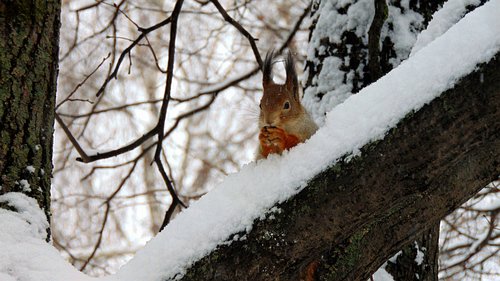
left=259, top=127, right=286, bottom=156
left=259, top=127, right=286, bottom=148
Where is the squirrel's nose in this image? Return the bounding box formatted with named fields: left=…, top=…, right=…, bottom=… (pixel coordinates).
left=264, top=113, right=277, bottom=127
left=264, top=119, right=275, bottom=127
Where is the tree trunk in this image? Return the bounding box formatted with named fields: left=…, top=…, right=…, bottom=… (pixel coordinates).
left=0, top=1, right=61, bottom=239
left=303, top=0, right=446, bottom=105
left=303, top=1, right=469, bottom=280
left=176, top=55, right=499, bottom=280
left=385, top=224, right=439, bottom=281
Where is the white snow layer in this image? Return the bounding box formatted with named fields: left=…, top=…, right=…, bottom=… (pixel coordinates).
left=372, top=264, right=395, bottom=281
left=303, top=0, right=375, bottom=125
left=410, top=0, right=481, bottom=56
left=1, top=1, right=500, bottom=280
left=0, top=193, right=91, bottom=281
left=303, top=0, right=430, bottom=125
left=382, top=0, right=425, bottom=67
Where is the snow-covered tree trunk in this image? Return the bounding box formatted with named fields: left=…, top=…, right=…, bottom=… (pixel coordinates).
left=0, top=0, right=61, bottom=239
left=176, top=54, right=499, bottom=280
left=302, top=0, right=446, bottom=124
left=174, top=1, right=499, bottom=280
left=302, top=1, right=480, bottom=280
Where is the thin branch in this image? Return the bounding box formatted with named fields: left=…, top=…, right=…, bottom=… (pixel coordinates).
left=210, top=0, right=262, bottom=67
left=58, top=98, right=163, bottom=119
left=173, top=2, right=311, bottom=103
left=277, top=1, right=311, bottom=54
left=55, top=113, right=90, bottom=162
left=154, top=0, right=183, bottom=161
left=56, top=53, right=110, bottom=110
left=75, top=127, right=158, bottom=163
left=60, top=1, right=125, bottom=62
left=153, top=0, right=187, bottom=225
left=80, top=203, right=110, bottom=271
left=95, top=16, right=173, bottom=97
left=71, top=0, right=310, bottom=164
left=441, top=210, right=499, bottom=271
left=80, top=161, right=138, bottom=270
left=158, top=161, right=181, bottom=231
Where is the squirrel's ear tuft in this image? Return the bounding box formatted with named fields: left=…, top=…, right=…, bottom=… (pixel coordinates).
left=263, top=50, right=275, bottom=87
left=284, top=51, right=299, bottom=100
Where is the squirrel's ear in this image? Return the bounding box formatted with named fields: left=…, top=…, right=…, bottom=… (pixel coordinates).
left=262, top=50, right=275, bottom=88
left=284, top=51, right=299, bottom=100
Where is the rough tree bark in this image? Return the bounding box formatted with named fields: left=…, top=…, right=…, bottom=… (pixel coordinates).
left=176, top=53, right=499, bottom=280
left=0, top=1, right=61, bottom=239
left=304, top=0, right=446, bottom=99
left=303, top=1, right=467, bottom=279
left=385, top=225, right=439, bottom=281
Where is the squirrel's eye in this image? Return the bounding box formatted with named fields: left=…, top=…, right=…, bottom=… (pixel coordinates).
left=283, top=101, right=290, bottom=110
left=259, top=103, right=262, bottom=109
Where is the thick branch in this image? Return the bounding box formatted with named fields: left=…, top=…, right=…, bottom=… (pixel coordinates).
left=177, top=57, right=500, bottom=280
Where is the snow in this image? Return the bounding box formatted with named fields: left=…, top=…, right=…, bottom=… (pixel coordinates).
left=372, top=245, right=423, bottom=281
left=19, top=180, right=31, bottom=192
left=303, top=0, right=429, bottom=125
left=388, top=250, right=402, bottom=263
left=410, top=0, right=481, bottom=56
left=371, top=251, right=401, bottom=281
left=1, top=0, right=500, bottom=280
left=303, top=0, right=374, bottom=125
left=415, top=242, right=424, bottom=265
left=0, top=193, right=91, bottom=281
left=372, top=264, right=395, bottom=281
left=105, top=2, right=500, bottom=279
left=26, top=166, right=36, bottom=173
left=383, top=1, right=424, bottom=66
left=0, top=193, right=48, bottom=239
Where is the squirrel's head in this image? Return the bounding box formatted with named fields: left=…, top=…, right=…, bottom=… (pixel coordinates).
left=259, top=50, right=304, bottom=129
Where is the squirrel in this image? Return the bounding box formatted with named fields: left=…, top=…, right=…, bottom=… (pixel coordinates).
left=257, top=51, right=318, bottom=159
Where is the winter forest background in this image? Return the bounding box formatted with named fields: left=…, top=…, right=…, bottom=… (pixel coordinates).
left=0, top=0, right=498, bottom=280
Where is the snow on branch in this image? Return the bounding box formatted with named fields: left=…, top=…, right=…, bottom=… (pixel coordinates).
left=0, top=1, right=499, bottom=280
left=112, top=2, right=500, bottom=280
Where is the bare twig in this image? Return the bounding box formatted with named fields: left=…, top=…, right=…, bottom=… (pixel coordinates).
left=441, top=210, right=499, bottom=272
left=80, top=203, right=110, bottom=271
left=58, top=98, right=163, bottom=119
left=75, top=127, right=158, bottom=163
left=65, top=1, right=310, bottom=166
left=210, top=0, right=262, bottom=67
left=95, top=16, right=173, bottom=97
left=56, top=53, right=110, bottom=110
left=153, top=0, right=187, bottom=227
left=80, top=161, right=139, bottom=270
left=55, top=113, right=90, bottom=162
left=60, top=1, right=125, bottom=62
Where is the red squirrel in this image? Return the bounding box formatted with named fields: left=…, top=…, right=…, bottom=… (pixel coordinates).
left=257, top=51, right=318, bottom=159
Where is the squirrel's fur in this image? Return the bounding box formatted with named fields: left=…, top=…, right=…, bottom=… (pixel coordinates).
left=257, top=51, right=318, bottom=159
